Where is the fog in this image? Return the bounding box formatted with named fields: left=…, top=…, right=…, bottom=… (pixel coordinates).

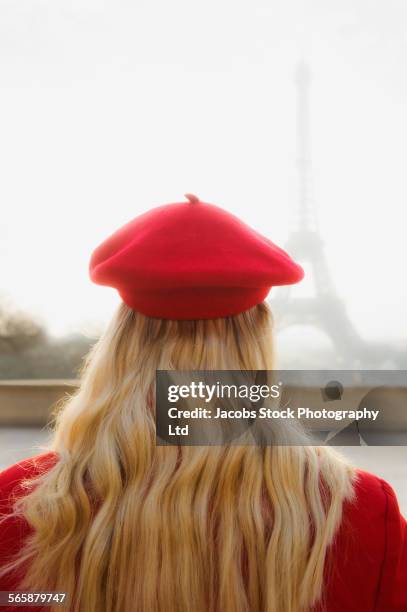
left=0, top=0, right=406, bottom=346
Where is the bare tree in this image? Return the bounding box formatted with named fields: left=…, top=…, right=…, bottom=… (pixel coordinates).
left=0, top=298, right=46, bottom=353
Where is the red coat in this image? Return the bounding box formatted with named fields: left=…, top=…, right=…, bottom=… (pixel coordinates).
left=0, top=452, right=406, bottom=611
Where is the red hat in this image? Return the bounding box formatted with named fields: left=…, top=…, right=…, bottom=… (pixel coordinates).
left=89, top=194, right=304, bottom=320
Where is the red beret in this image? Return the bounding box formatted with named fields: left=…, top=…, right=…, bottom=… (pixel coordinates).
left=89, top=194, right=304, bottom=320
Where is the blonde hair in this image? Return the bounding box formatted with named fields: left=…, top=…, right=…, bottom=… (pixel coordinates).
left=0, top=302, right=355, bottom=611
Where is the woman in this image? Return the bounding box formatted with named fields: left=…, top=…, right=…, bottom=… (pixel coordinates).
left=0, top=194, right=406, bottom=611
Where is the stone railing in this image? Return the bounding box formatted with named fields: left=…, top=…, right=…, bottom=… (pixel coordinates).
left=0, top=380, right=78, bottom=427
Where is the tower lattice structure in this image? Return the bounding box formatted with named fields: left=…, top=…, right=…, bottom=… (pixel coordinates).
left=272, top=61, right=378, bottom=366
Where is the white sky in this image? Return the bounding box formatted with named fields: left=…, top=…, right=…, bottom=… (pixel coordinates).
left=0, top=0, right=406, bottom=341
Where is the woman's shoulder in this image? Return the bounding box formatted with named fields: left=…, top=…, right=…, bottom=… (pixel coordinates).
left=0, top=451, right=60, bottom=507
left=333, top=467, right=406, bottom=555
left=324, top=468, right=407, bottom=611
left=343, top=468, right=406, bottom=543
left=352, top=468, right=400, bottom=506
left=0, top=451, right=60, bottom=593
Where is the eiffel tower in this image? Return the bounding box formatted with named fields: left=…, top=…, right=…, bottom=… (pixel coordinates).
left=271, top=61, right=374, bottom=367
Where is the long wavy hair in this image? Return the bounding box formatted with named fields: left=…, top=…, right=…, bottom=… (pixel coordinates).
left=0, top=301, right=355, bottom=612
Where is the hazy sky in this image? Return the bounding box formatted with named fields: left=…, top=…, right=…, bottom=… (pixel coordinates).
left=0, top=0, right=406, bottom=342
